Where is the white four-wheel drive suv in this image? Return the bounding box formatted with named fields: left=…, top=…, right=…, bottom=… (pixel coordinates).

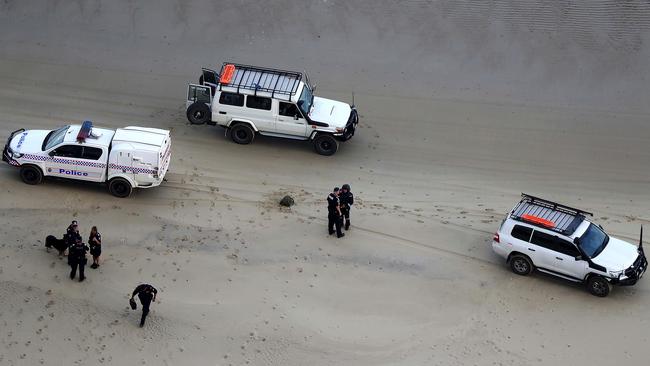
left=185, top=63, right=358, bottom=156
left=2, top=121, right=172, bottom=197
left=492, top=194, right=647, bottom=297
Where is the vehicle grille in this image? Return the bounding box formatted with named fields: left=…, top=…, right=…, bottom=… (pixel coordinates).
left=625, top=254, right=647, bottom=278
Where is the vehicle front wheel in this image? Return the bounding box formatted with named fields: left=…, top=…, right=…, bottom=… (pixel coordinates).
left=186, top=102, right=211, bottom=125
left=108, top=178, right=132, bottom=198
left=20, top=165, right=43, bottom=185
left=230, top=123, right=255, bottom=144
left=509, top=254, right=533, bottom=276
left=587, top=276, right=611, bottom=297
left=313, top=134, right=339, bottom=156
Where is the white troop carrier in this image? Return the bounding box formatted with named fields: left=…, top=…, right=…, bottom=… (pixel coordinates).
left=3, top=121, right=172, bottom=197
left=185, top=63, right=359, bottom=156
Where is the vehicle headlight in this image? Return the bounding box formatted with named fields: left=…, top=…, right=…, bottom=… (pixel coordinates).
left=608, top=270, right=623, bottom=278
left=335, top=127, right=344, bottom=132
left=11, top=151, right=23, bottom=158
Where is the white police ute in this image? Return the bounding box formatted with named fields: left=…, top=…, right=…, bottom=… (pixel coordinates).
left=2, top=121, right=172, bottom=197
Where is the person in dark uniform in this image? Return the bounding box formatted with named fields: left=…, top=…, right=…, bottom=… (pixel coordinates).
left=89, top=226, right=102, bottom=269
left=65, top=220, right=82, bottom=247
left=68, top=238, right=89, bottom=282
left=339, top=184, right=354, bottom=230
left=131, top=284, right=158, bottom=327
left=327, top=187, right=344, bottom=238
left=66, top=220, right=78, bottom=236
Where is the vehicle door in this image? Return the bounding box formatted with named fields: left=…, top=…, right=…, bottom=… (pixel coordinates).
left=74, top=145, right=107, bottom=182
left=507, top=224, right=542, bottom=261
left=528, top=230, right=561, bottom=271
left=131, top=150, right=157, bottom=182
left=276, top=101, right=308, bottom=137
left=187, top=84, right=212, bottom=109
left=550, top=237, right=589, bottom=280
left=201, top=68, right=219, bottom=95
left=245, top=95, right=275, bottom=132
left=47, top=144, right=84, bottom=178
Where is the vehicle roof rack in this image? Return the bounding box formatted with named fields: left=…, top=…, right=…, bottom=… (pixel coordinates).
left=510, top=193, right=593, bottom=235
left=217, top=62, right=304, bottom=100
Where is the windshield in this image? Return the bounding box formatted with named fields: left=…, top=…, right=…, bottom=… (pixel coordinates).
left=43, top=125, right=69, bottom=151
left=578, top=224, right=609, bottom=258
left=297, top=85, right=313, bottom=117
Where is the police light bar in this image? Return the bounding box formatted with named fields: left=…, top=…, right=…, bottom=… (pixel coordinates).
left=77, top=120, right=93, bottom=142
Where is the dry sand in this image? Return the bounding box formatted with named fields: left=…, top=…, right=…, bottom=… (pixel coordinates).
left=1, top=1, right=649, bottom=365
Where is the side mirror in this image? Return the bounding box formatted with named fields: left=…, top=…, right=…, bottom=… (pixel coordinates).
left=48, top=150, right=56, bottom=157
left=297, top=100, right=304, bottom=106
left=574, top=255, right=582, bottom=261
left=573, top=237, right=580, bottom=245
left=294, top=114, right=299, bottom=120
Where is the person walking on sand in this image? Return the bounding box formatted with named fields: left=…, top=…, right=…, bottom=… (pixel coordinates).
left=327, top=187, right=344, bottom=238
left=339, top=184, right=354, bottom=230
left=68, top=238, right=89, bottom=282
left=130, top=284, right=158, bottom=327
left=89, top=226, right=102, bottom=269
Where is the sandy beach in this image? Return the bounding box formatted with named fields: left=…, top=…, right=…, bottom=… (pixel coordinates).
left=1, top=1, right=649, bottom=365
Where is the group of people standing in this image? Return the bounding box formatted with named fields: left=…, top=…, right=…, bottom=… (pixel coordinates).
left=58, top=220, right=157, bottom=327
left=42, top=186, right=357, bottom=328
left=327, top=184, right=354, bottom=238
left=64, top=220, right=102, bottom=282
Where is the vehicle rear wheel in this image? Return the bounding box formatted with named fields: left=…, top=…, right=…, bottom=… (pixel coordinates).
left=20, top=165, right=43, bottom=185
left=230, top=124, right=255, bottom=144
left=313, top=134, right=339, bottom=156
left=108, top=178, right=132, bottom=198
left=509, top=254, right=533, bottom=276
left=186, top=102, right=211, bottom=125
left=587, top=275, right=611, bottom=297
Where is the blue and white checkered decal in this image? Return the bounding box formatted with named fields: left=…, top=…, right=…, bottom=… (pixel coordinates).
left=19, top=154, right=156, bottom=175
left=7, top=157, right=20, bottom=166
left=22, top=154, right=49, bottom=162
left=108, top=163, right=156, bottom=175
left=21, top=154, right=107, bottom=168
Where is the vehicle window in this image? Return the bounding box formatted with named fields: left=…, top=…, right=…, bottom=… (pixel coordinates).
left=279, top=102, right=302, bottom=118
left=82, top=147, right=103, bottom=160
left=511, top=225, right=533, bottom=242
left=52, top=145, right=83, bottom=158
left=43, top=125, right=70, bottom=150
left=555, top=238, right=580, bottom=257
left=246, top=96, right=272, bottom=111
left=297, top=86, right=313, bottom=116
left=578, top=224, right=609, bottom=258
left=530, top=230, right=556, bottom=250
left=218, top=92, right=244, bottom=107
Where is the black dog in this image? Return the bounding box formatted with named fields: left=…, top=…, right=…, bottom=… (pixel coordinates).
left=45, top=235, right=68, bottom=256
